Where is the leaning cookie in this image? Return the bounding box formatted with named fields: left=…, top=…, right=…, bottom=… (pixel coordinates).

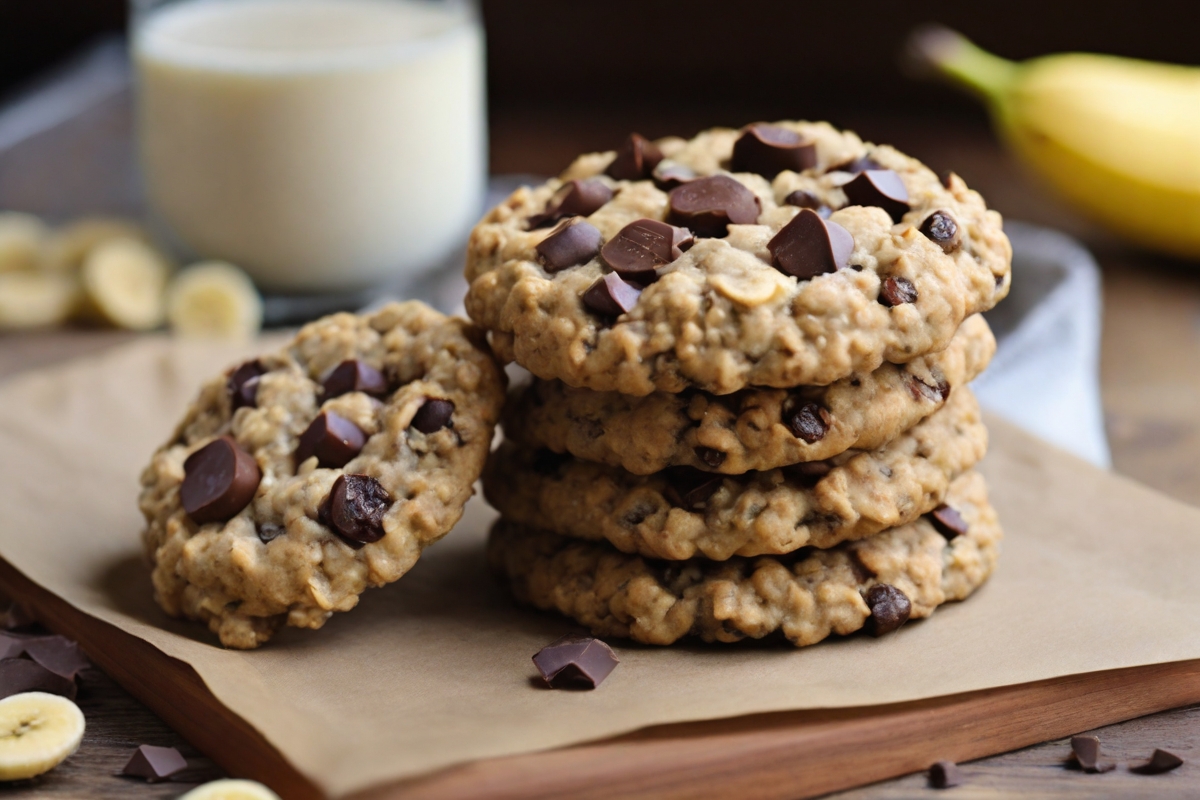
left=465, top=122, right=1010, bottom=396
left=138, top=301, right=506, bottom=648
left=488, top=470, right=1000, bottom=647
left=506, top=313, right=994, bottom=475
left=485, top=388, right=986, bottom=561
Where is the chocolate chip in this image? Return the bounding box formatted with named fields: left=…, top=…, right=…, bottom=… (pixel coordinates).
left=605, top=133, right=663, bottom=181
left=411, top=398, right=455, bottom=433
left=318, top=474, right=391, bottom=546
left=322, top=359, right=388, bottom=399
left=0, top=657, right=76, bottom=700
left=600, top=218, right=693, bottom=279
left=828, top=155, right=883, bottom=175
left=667, top=175, right=760, bottom=238
left=731, top=124, right=816, bottom=178
left=843, top=170, right=911, bottom=222
left=864, top=584, right=911, bottom=636
left=181, top=436, right=262, bottom=524
left=785, top=402, right=831, bottom=443
left=256, top=522, right=286, bottom=544
left=582, top=272, right=642, bottom=317
left=527, top=179, right=613, bottom=229
left=879, top=276, right=918, bottom=307
left=929, top=760, right=963, bottom=789
left=533, top=634, right=619, bottom=689
left=295, top=411, right=366, bottom=468
left=768, top=209, right=854, bottom=279
left=22, top=637, right=89, bottom=681
left=782, top=189, right=827, bottom=214
left=919, top=210, right=960, bottom=253
left=536, top=217, right=602, bottom=272
left=652, top=161, right=696, bottom=191
left=661, top=466, right=724, bottom=511
left=930, top=505, right=969, bottom=540
left=227, top=360, right=266, bottom=411
left=695, top=446, right=726, bottom=468
left=1131, top=748, right=1184, bottom=775
left=1070, top=735, right=1116, bottom=773
left=121, top=745, right=188, bottom=783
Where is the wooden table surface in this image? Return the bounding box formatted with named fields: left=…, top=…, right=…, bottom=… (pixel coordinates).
left=2, top=104, right=1200, bottom=797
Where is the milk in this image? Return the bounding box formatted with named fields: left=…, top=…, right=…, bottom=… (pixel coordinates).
left=134, top=0, right=485, bottom=292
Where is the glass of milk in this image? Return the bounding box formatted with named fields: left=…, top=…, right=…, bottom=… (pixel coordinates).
left=131, top=0, right=486, bottom=293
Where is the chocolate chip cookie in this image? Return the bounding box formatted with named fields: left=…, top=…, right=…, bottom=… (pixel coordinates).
left=505, top=313, right=993, bottom=475
left=465, top=122, right=1011, bottom=396
left=485, top=387, right=986, bottom=560
left=487, top=470, right=999, bottom=647
left=138, top=302, right=506, bottom=648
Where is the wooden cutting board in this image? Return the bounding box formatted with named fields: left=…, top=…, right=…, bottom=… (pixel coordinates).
left=5, top=557, right=1198, bottom=800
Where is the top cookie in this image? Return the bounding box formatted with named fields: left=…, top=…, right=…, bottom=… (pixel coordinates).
left=465, top=121, right=1011, bottom=395
left=138, top=301, right=506, bottom=648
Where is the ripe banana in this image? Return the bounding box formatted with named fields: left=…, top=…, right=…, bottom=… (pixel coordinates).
left=178, top=778, right=281, bottom=800
left=910, top=26, right=1200, bottom=260
left=47, top=217, right=148, bottom=274
left=0, top=692, right=85, bottom=781
left=0, top=271, right=80, bottom=329
left=0, top=213, right=49, bottom=274
left=81, top=237, right=170, bottom=330
left=166, top=261, right=263, bottom=340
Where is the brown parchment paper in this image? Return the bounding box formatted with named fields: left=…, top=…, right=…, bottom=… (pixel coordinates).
left=2, top=337, right=1200, bottom=798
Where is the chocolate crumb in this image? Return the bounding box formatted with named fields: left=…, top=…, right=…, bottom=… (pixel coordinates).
left=929, top=760, right=963, bottom=789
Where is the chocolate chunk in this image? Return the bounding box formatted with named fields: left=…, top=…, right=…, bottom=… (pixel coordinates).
left=181, top=436, right=262, bottom=524
left=605, top=133, right=663, bottom=181
left=864, top=584, right=911, bottom=636
left=227, top=360, right=266, bottom=411
left=1070, top=735, right=1116, bottom=773
left=731, top=125, right=816, bottom=178
left=662, top=466, right=724, bottom=511
left=600, top=219, right=693, bottom=279
left=782, top=189, right=831, bottom=219
left=582, top=272, right=642, bottom=318
left=785, top=402, right=831, bottom=443
left=322, top=359, right=388, bottom=399
left=879, top=276, right=918, bottom=307
left=296, top=411, right=366, bottom=469
left=1131, top=748, right=1184, bottom=775
left=929, top=760, right=963, bottom=789
left=930, top=505, right=969, bottom=540
left=527, top=179, right=613, bottom=229
left=768, top=209, right=854, bottom=279
left=828, top=155, right=883, bottom=175
left=843, top=170, right=911, bottom=222
left=694, top=446, right=726, bottom=469
left=318, top=474, right=392, bottom=546
left=411, top=398, right=455, bottom=433
left=652, top=161, right=695, bottom=191
left=919, top=210, right=960, bottom=253
left=667, top=175, right=760, bottom=238
left=907, top=374, right=950, bottom=403
left=256, top=522, right=286, bottom=544
left=0, top=635, right=24, bottom=661
left=121, top=744, right=187, bottom=783
left=23, top=637, right=90, bottom=680
left=532, top=634, right=619, bottom=689
left=536, top=218, right=602, bottom=272
left=0, top=657, right=76, bottom=700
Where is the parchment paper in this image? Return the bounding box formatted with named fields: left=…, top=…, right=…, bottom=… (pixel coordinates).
left=1, top=337, right=1199, bottom=798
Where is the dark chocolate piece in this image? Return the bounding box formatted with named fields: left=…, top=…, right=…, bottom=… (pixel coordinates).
left=121, top=744, right=188, bottom=783
left=731, top=124, right=816, bottom=178
left=661, top=466, right=724, bottom=511
left=919, top=210, right=960, bottom=253
left=536, top=218, right=602, bottom=272
left=318, top=474, right=392, bottom=546
left=527, top=179, right=613, bottom=229
left=1070, top=735, right=1116, bottom=773
left=782, top=189, right=828, bottom=215
left=1131, top=748, right=1184, bottom=775
left=0, top=635, right=24, bottom=661
left=605, top=133, right=664, bottom=181
left=322, top=359, right=388, bottom=399
left=256, top=522, right=286, bottom=544
left=652, top=161, right=695, bottom=191
left=929, top=760, right=963, bottom=789
left=181, top=436, right=262, bottom=524
left=411, top=398, right=455, bottom=433
left=785, top=402, right=831, bottom=443
left=226, top=360, right=266, bottom=411
left=879, top=276, right=918, bottom=306
left=695, top=446, right=726, bottom=469
left=295, top=411, right=366, bottom=469
left=22, top=637, right=90, bottom=681
left=532, top=634, right=619, bottom=689
left=600, top=218, right=693, bottom=279
left=864, top=584, right=911, bottom=636
left=582, top=273, right=642, bottom=318
left=768, top=209, right=854, bottom=279
left=907, top=375, right=950, bottom=403
left=929, top=505, right=969, bottom=540
left=843, top=169, right=911, bottom=222
left=0, top=657, right=76, bottom=700
left=828, top=155, right=883, bottom=175
left=667, top=175, right=760, bottom=238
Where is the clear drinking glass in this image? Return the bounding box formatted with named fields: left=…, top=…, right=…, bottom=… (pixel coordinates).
left=130, top=0, right=486, bottom=293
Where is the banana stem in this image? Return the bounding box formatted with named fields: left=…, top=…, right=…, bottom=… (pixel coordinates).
left=908, top=25, right=1018, bottom=105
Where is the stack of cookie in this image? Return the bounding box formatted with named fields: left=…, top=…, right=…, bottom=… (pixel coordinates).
left=465, top=122, right=1011, bottom=647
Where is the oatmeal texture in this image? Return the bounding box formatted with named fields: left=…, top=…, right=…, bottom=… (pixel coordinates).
left=465, top=122, right=1011, bottom=395
left=505, top=313, right=993, bottom=475
left=487, top=470, right=1000, bottom=647
left=485, top=388, right=986, bottom=560
left=138, top=302, right=506, bottom=648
